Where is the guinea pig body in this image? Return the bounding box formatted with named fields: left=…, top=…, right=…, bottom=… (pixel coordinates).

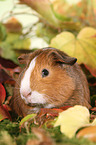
left=11, top=47, right=91, bottom=117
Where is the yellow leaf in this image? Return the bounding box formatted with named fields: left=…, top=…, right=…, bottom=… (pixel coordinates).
left=50, top=27, right=96, bottom=76
left=54, top=105, right=96, bottom=138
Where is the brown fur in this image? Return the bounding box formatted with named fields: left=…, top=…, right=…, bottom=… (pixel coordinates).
left=10, top=47, right=91, bottom=117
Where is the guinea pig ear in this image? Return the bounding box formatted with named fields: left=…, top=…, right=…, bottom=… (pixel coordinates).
left=48, top=51, right=77, bottom=65
left=18, top=53, right=31, bottom=65
left=63, top=57, right=77, bottom=65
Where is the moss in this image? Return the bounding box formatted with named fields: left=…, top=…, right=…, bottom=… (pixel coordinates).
left=0, top=119, right=96, bottom=145
left=0, top=120, right=20, bottom=137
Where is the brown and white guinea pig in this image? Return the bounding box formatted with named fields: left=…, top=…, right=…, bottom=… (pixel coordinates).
left=11, top=47, right=91, bottom=117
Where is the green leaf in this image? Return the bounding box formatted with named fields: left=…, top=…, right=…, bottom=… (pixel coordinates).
left=50, top=27, right=96, bottom=77
left=36, top=23, right=58, bottom=43
left=0, top=23, right=7, bottom=41
left=13, top=38, right=31, bottom=50
left=0, top=32, right=31, bottom=63
left=0, top=42, right=17, bottom=63
left=20, top=114, right=36, bottom=127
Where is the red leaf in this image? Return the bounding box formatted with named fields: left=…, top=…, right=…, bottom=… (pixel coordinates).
left=0, top=83, right=6, bottom=105
left=0, top=68, right=15, bottom=84
left=0, top=105, right=12, bottom=121
left=60, top=106, right=72, bottom=110
left=0, top=57, right=18, bottom=69
left=38, top=108, right=62, bottom=118
left=80, top=64, right=96, bottom=86
left=38, top=106, right=71, bottom=118
left=0, top=57, right=19, bottom=84
left=85, top=65, right=96, bottom=78
left=90, top=107, right=96, bottom=112
left=36, top=106, right=71, bottom=126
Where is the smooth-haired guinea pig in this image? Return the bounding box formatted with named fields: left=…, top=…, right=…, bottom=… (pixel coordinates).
left=11, top=47, right=91, bottom=117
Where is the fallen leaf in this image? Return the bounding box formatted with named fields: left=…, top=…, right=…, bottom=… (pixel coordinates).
left=50, top=27, right=96, bottom=77
left=19, top=114, right=36, bottom=128
left=0, top=83, right=6, bottom=105
left=0, top=105, right=11, bottom=121
left=32, top=127, right=55, bottom=145
left=26, top=127, right=55, bottom=145
left=90, top=107, right=96, bottom=112
left=54, top=105, right=96, bottom=138
left=0, top=56, right=18, bottom=69
left=0, top=83, right=11, bottom=121
left=38, top=108, right=63, bottom=118
left=36, top=107, right=71, bottom=126
left=77, top=125, right=96, bottom=142
left=0, top=68, right=15, bottom=84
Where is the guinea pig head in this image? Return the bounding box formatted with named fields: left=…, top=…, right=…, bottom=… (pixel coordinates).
left=19, top=48, right=77, bottom=112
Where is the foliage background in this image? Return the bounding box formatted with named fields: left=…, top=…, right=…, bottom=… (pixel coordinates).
left=0, top=0, right=96, bottom=144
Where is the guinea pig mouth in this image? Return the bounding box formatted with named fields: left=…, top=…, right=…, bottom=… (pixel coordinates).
left=27, top=103, right=46, bottom=108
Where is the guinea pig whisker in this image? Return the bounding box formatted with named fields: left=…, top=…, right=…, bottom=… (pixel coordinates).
left=15, top=81, right=20, bottom=87
left=42, top=94, right=54, bottom=104
left=44, top=93, right=64, bottom=106
left=10, top=95, right=19, bottom=103
left=10, top=96, right=23, bottom=107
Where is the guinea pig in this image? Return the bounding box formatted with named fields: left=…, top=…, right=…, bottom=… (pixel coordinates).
left=11, top=47, right=91, bottom=117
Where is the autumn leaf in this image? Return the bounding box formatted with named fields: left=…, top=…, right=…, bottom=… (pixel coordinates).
left=0, top=105, right=11, bottom=121
left=0, top=83, right=6, bottom=105
left=0, top=83, right=11, bottom=121
left=4, top=17, right=22, bottom=33
left=77, top=125, right=96, bottom=142
left=50, top=27, right=96, bottom=77
left=38, top=108, right=63, bottom=118
left=54, top=105, right=96, bottom=138
left=0, top=64, right=15, bottom=84
left=0, top=56, right=18, bottom=69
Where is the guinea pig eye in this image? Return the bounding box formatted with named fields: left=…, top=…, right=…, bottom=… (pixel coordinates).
left=42, top=69, right=49, bottom=78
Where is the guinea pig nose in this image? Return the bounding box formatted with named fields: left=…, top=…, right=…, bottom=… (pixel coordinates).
left=22, top=91, right=32, bottom=98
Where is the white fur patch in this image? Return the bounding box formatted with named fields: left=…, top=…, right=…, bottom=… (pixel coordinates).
left=20, top=57, right=36, bottom=97
left=27, top=91, right=46, bottom=104
left=45, top=104, right=55, bottom=108
left=20, top=57, right=46, bottom=105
